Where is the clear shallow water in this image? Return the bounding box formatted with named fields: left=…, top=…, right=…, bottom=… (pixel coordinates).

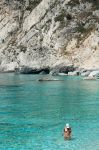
left=0, top=73, right=99, bottom=150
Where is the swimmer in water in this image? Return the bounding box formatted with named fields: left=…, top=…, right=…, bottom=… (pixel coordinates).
left=63, top=123, right=72, bottom=140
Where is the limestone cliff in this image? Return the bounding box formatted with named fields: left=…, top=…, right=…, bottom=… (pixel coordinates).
left=0, top=0, right=99, bottom=71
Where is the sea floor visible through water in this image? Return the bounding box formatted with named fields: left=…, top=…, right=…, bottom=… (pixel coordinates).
left=0, top=73, right=99, bottom=150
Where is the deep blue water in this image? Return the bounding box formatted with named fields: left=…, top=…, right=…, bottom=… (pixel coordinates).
left=0, top=73, right=99, bottom=150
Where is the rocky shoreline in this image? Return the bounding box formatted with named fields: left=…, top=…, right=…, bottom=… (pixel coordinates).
left=0, top=63, right=75, bottom=74
left=0, top=63, right=99, bottom=79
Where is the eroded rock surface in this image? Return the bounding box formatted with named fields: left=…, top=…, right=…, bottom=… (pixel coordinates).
left=0, top=0, right=99, bottom=72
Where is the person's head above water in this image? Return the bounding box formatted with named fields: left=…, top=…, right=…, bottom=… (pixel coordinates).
left=66, top=123, right=70, bottom=128
left=63, top=123, right=72, bottom=140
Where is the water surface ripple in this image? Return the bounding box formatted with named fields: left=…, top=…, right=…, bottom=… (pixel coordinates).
left=0, top=73, right=99, bottom=150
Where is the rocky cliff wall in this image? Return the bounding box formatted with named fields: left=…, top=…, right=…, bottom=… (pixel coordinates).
left=0, top=0, right=99, bottom=71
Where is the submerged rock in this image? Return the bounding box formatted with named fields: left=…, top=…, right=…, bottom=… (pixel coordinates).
left=38, top=76, right=63, bottom=81
left=83, top=76, right=97, bottom=80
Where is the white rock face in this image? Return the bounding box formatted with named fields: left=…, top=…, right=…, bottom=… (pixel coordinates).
left=89, top=71, right=99, bottom=77
left=23, top=0, right=52, bottom=31
left=0, top=0, right=99, bottom=71
left=68, top=71, right=79, bottom=76
left=0, top=62, right=18, bottom=72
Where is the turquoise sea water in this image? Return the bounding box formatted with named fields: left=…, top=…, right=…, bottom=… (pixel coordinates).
left=0, top=73, right=99, bottom=150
